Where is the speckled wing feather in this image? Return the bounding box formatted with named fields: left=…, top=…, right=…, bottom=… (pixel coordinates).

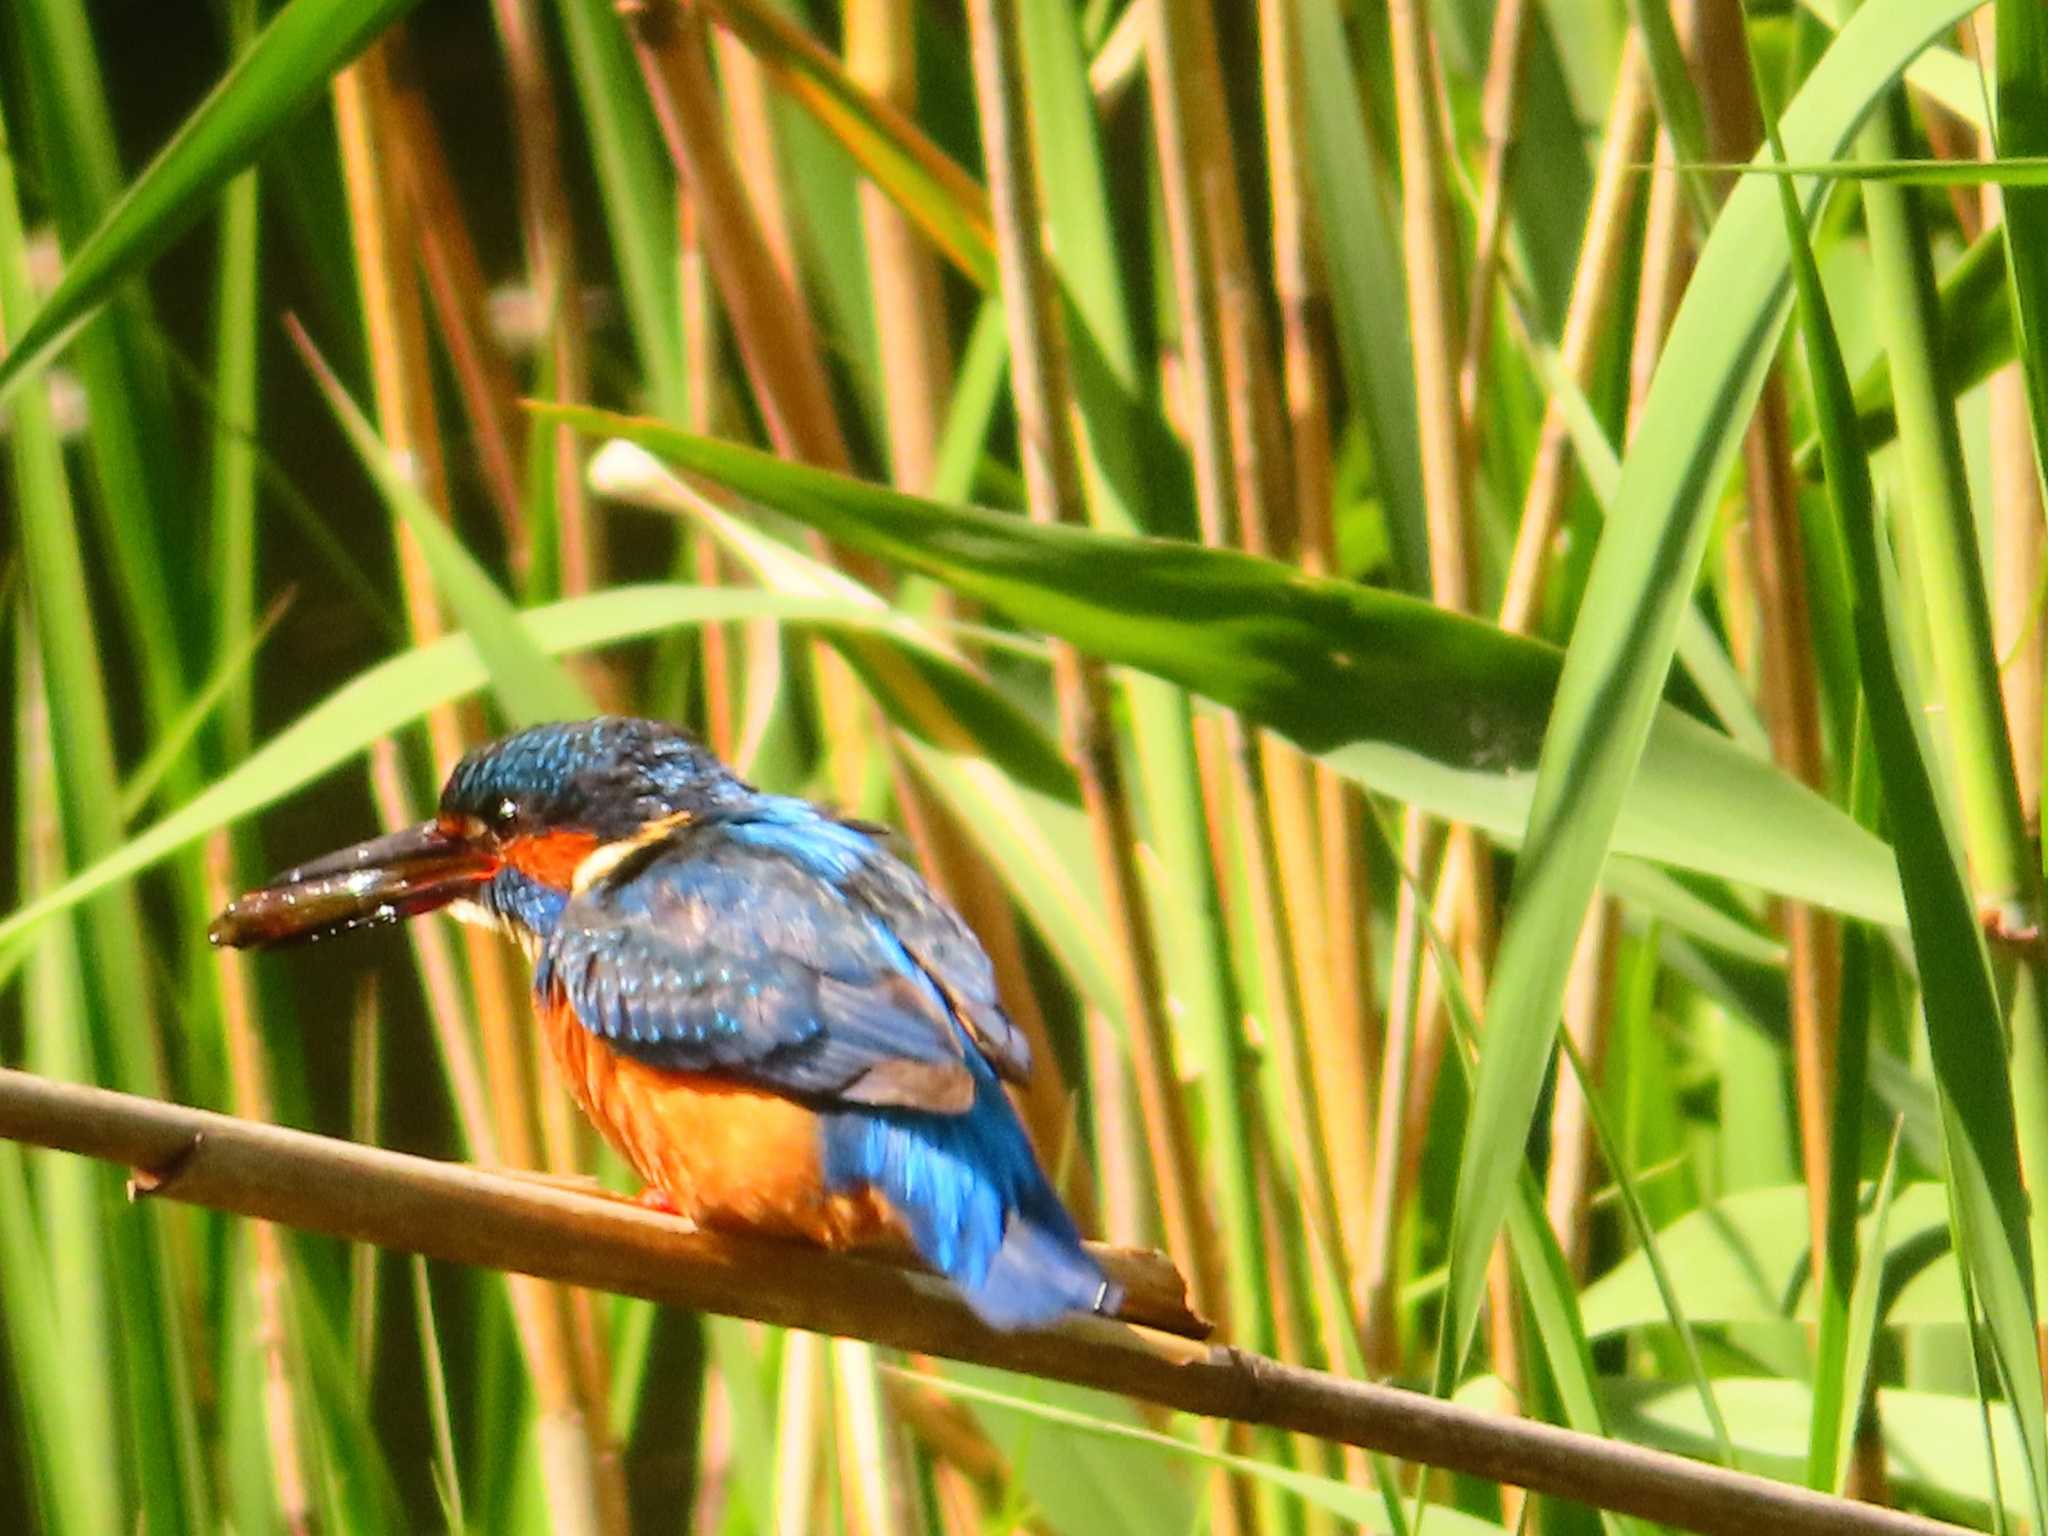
left=535, top=802, right=1022, bottom=1113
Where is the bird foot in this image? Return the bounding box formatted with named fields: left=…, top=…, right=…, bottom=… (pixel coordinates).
left=636, top=1186, right=682, bottom=1216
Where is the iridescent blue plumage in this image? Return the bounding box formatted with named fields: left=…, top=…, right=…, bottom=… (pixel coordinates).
left=457, top=722, right=1110, bottom=1328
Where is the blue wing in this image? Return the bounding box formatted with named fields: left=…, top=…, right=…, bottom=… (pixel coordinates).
left=534, top=800, right=1027, bottom=1113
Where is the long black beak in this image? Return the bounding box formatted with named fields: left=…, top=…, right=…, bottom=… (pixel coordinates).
left=208, top=821, right=497, bottom=949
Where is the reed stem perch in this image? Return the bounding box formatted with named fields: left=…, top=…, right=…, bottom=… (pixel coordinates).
left=0, top=1067, right=1966, bottom=1536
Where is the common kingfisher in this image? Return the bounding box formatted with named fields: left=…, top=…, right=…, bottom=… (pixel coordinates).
left=211, top=717, right=1118, bottom=1329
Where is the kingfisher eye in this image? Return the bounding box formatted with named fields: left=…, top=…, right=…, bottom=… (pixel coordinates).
left=495, top=798, right=519, bottom=828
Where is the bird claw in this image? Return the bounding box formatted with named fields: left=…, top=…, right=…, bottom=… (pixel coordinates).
left=636, top=1186, right=682, bottom=1216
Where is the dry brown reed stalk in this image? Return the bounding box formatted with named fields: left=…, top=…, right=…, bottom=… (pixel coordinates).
left=1988, top=277, right=2046, bottom=831
left=1458, top=0, right=1533, bottom=437
left=679, top=191, right=740, bottom=762
left=632, top=0, right=909, bottom=837
left=1497, top=37, right=1652, bottom=634
left=1257, top=0, right=1380, bottom=1368
left=715, top=29, right=808, bottom=305
left=0, top=1068, right=1978, bottom=1536
left=1630, top=130, right=1693, bottom=424
left=961, top=0, right=1215, bottom=1318
left=1359, top=807, right=1439, bottom=1371
left=328, top=46, right=618, bottom=1536
left=1166, top=4, right=1355, bottom=1317
left=380, top=43, right=528, bottom=561
left=847, top=0, right=951, bottom=496
left=488, top=0, right=594, bottom=593
left=1545, top=902, right=1621, bottom=1281
left=1386, top=0, right=1521, bottom=1423
left=1967, top=15, right=2044, bottom=827
left=631, top=7, right=851, bottom=471
left=1146, top=0, right=1357, bottom=1370
left=1692, top=0, right=1839, bottom=1280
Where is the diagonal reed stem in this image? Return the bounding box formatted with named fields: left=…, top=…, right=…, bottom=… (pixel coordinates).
left=0, top=1068, right=1974, bottom=1536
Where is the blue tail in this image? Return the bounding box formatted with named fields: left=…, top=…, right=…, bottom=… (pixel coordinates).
left=821, top=1062, right=1116, bottom=1329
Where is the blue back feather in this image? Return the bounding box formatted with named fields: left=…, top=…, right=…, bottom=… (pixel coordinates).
left=510, top=782, right=1111, bottom=1328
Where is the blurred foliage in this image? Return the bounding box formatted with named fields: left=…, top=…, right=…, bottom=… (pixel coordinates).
left=0, top=0, right=2045, bottom=1531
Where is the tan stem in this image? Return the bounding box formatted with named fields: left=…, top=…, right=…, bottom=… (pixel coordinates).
left=962, top=0, right=1219, bottom=1322
left=333, top=44, right=611, bottom=1536
left=0, top=1070, right=1971, bottom=1536
left=1545, top=901, right=1621, bottom=1281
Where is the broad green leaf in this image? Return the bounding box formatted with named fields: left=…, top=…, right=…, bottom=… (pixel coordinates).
left=1609, top=1378, right=2026, bottom=1524
left=536, top=405, right=1906, bottom=928
left=590, top=444, right=1117, bottom=1011
left=1439, top=0, right=1984, bottom=1384
left=1578, top=1182, right=1959, bottom=1336
left=0, top=0, right=423, bottom=407
left=1797, top=0, right=1983, bottom=128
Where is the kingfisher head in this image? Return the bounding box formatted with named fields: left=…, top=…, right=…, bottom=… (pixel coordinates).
left=210, top=718, right=743, bottom=951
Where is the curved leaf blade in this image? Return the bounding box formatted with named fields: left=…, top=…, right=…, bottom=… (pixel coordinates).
left=1439, top=0, right=1980, bottom=1384
left=538, top=406, right=1904, bottom=928
left=0, top=0, right=421, bottom=407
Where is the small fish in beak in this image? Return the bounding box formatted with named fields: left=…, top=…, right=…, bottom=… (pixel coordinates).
left=208, top=820, right=497, bottom=949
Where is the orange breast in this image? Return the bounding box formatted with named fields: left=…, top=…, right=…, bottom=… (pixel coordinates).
left=534, top=988, right=898, bottom=1251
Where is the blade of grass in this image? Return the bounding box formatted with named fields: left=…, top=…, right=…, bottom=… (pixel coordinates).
left=1434, top=0, right=1982, bottom=1386
left=122, top=597, right=290, bottom=823
left=1996, top=0, right=2048, bottom=528
left=10, top=0, right=193, bottom=756
left=1808, top=723, right=1882, bottom=1493
left=7, top=625, right=120, bottom=1536
left=412, top=1258, right=468, bottom=1532
left=0, top=82, right=211, bottom=1533
left=1294, top=0, right=1429, bottom=594
left=539, top=407, right=1906, bottom=927
left=1768, top=71, right=2048, bottom=1531
left=290, top=319, right=594, bottom=726
left=1830, top=1121, right=1904, bottom=1494
left=0, top=0, right=425, bottom=407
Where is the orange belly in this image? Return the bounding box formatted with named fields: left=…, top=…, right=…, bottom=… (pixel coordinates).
left=535, top=990, right=898, bottom=1250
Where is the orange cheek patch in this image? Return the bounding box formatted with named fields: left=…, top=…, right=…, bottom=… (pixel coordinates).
left=503, top=829, right=601, bottom=888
